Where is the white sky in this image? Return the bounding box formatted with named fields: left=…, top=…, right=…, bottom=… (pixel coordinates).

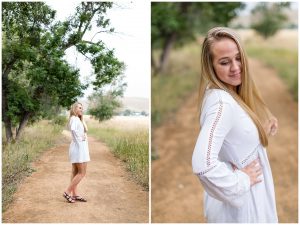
left=45, top=0, right=150, bottom=99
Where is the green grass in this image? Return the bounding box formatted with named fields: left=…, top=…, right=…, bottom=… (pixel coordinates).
left=152, top=42, right=201, bottom=126
left=2, top=120, right=65, bottom=212
left=246, top=46, right=298, bottom=100
left=88, top=124, right=149, bottom=190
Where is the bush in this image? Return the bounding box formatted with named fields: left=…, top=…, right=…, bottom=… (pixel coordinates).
left=52, top=115, right=67, bottom=126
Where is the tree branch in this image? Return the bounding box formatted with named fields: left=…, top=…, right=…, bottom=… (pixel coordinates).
left=77, top=48, right=93, bottom=61
left=81, top=40, right=96, bottom=45
left=91, top=30, right=129, bottom=42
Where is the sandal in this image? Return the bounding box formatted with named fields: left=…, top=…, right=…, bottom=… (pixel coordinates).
left=63, top=192, right=75, bottom=203
left=73, top=195, right=87, bottom=202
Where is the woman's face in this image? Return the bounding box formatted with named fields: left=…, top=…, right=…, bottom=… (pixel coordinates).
left=211, top=38, right=242, bottom=90
left=76, top=104, right=83, bottom=116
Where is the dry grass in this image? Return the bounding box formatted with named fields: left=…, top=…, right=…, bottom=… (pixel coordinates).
left=2, top=120, right=65, bottom=212
left=237, top=29, right=298, bottom=99
left=86, top=116, right=149, bottom=189
left=237, top=29, right=298, bottom=50
left=85, top=115, right=149, bottom=131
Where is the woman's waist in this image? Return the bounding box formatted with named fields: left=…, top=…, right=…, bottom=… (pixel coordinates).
left=220, top=144, right=264, bottom=169
left=70, top=139, right=87, bottom=143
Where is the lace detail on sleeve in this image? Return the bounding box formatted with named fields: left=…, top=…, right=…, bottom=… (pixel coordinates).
left=196, top=165, right=217, bottom=176
left=207, top=101, right=223, bottom=167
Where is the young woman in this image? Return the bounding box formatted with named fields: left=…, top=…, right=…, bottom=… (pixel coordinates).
left=63, top=102, right=90, bottom=203
left=192, top=27, right=278, bottom=222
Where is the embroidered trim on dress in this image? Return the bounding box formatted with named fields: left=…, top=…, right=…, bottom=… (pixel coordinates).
left=241, top=144, right=260, bottom=165
left=206, top=100, right=223, bottom=167
left=196, top=165, right=217, bottom=176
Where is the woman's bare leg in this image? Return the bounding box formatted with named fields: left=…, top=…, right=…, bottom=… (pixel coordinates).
left=72, top=162, right=87, bottom=196
left=65, top=163, right=87, bottom=195
left=70, top=164, right=78, bottom=196
left=72, top=163, right=87, bottom=196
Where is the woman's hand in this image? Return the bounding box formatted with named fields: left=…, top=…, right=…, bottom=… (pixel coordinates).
left=231, top=159, right=262, bottom=186
left=264, top=117, right=278, bottom=136
left=241, top=159, right=262, bottom=186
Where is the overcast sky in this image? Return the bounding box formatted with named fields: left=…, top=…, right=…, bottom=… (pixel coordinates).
left=45, top=0, right=150, bottom=99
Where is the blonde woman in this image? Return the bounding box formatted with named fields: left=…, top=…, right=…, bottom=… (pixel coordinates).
left=63, top=102, right=90, bottom=203
left=192, top=27, right=278, bottom=222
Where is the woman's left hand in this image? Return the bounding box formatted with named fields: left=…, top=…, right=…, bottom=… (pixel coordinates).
left=265, top=117, right=278, bottom=136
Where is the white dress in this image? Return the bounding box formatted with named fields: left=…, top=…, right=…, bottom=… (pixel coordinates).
left=69, top=116, right=90, bottom=163
left=192, top=89, right=278, bottom=223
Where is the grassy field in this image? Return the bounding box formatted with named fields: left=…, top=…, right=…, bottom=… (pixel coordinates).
left=86, top=116, right=149, bottom=190
left=2, top=120, right=66, bottom=212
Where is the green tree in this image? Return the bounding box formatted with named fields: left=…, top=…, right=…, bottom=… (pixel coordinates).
left=251, top=2, right=290, bottom=39
left=88, top=75, right=126, bottom=121
left=123, top=109, right=132, bottom=116
left=151, top=2, right=244, bottom=75
left=2, top=2, right=125, bottom=142
left=141, top=111, right=147, bottom=116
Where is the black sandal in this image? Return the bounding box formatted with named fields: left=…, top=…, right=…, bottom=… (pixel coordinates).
left=63, top=192, right=75, bottom=203
left=73, top=195, right=87, bottom=202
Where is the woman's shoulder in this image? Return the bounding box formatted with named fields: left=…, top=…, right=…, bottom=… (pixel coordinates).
left=200, top=89, right=237, bottom=121
left=70, top=115, right=80, bottom=122
left=204, top=88, right=235, bottom=104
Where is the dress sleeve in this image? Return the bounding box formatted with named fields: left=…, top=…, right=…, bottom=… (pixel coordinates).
left=192, top=96, right=250, bottom=207
left=70, top=117, right=84, bottom=142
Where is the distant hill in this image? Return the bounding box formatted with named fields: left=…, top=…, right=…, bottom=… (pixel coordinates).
left=120, top=97, right=149, bottom=113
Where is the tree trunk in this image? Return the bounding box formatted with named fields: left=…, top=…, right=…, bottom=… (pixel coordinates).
left=155, top=2, right=191, bottom=75
left=2, top=86, right=13, bottom=142
left=2, top=69, right=14, bottom=143
left=157, top=32, right=177, bottom=75
left=151, top=48, right=157, bottom=76
left=15, top=112, right=31, bottom=141
left=3, top=117, right=13, bottom=143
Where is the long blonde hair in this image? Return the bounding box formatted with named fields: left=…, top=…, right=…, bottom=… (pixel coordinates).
left=69, top=102, right=88, bottom=132
left=198, top=27, right=272, bottom=147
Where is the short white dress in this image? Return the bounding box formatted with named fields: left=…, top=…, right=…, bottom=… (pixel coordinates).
left=69, top=116, right=90, bottom=163
left=192, top=89, right=278, bottom=223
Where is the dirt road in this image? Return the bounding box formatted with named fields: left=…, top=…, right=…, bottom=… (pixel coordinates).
left=3, top=133, right=149, bottom=223
left=151, top=58, right=298, bottom=222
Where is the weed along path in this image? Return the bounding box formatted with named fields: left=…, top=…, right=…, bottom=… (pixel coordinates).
left=151, top=57, right=298, bottom=222
left=3, top=132, right=149, bottom=223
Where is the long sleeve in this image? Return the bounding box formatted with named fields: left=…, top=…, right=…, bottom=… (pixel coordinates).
left=192, top=93, right=250, bottom=207
left=69, top=117, right=84, bottom=143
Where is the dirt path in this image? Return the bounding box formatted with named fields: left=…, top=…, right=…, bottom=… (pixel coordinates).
left=151, top=58, right=298, bottom=222
left=3, top=133, right=149, bottom=223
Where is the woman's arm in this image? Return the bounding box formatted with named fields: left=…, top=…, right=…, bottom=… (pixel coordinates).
left=192, top=98, right=251, bottom=207
left=70, top=117, right=85, bottom=142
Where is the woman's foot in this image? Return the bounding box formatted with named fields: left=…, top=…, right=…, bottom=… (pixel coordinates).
left=72, top=195, right=87, bottom=202
left=63, top=192, right=75, bottom=203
